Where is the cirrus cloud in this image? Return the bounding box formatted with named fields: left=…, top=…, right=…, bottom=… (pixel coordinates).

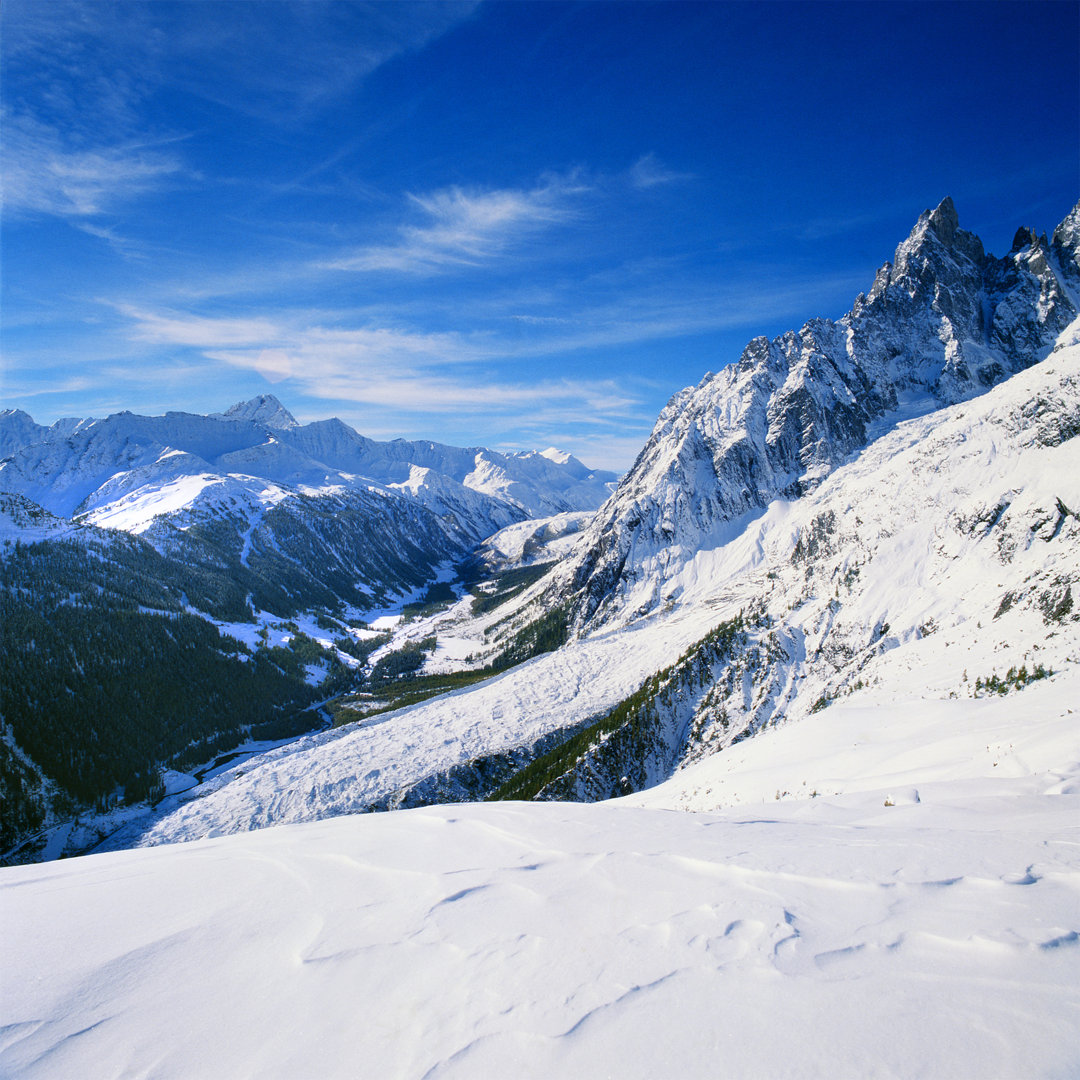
left=321, top=174, right=589, bottom=274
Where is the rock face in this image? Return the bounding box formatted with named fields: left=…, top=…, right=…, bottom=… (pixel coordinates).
left=560, top=198, right=1080, bottom=629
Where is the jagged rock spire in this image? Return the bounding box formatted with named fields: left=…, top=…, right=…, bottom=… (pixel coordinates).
left=554, top=197, right=1080, bottom=630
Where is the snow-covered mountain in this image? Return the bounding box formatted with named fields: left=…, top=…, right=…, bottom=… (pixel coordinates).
left=5, top=198, right=1079, bottom=851
left=555, top=198, right=1079, bottom=630
left=101, top=329, right=1080, bottom=848
left=0, top=398, right=618, bottom=854
left=12, top=343, right=1076, bottom=1077
left=0, top=398, right=617, bottom=541
left=4, top=198, right=1080, bottom=1077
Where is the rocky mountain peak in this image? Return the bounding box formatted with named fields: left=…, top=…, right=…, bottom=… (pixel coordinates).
left=926, top=194, right=959, bottom=244
left=553, top=198, right=1080, bottom=631
left=897, top=196, right=986, bottom=271
left=1011, top=225, right=1038, bottom=252
left=222, top=394, right=298, bottom=429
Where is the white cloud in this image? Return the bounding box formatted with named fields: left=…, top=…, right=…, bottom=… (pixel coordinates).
left=2, top=112, right=184, bottom=218
left=322, top=176, right=588, bottom=274
left=628, top=153, right=696, bottom=190
left=111, top=304, right=643, bottom=434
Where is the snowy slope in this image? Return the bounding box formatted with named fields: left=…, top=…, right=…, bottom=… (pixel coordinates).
left=3, top=680, right=1078, bottom=1079
left=108, top=336, right=1080, bottom=847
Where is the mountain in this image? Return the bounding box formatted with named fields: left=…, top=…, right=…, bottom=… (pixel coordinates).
left=4, top=198, right=1078, bottom=864
left=0, top=399, right=616, bottom=858
left=0, top=396, right=618, bottom=541
left=4, top=198, right=1079, bottom=1080
left=554, top=198, right=1079, bottom=630
left=0, top=409, right=92, bottom=459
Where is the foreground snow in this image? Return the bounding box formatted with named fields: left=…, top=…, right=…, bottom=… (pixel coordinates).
left=3, top=674, right=1079, bottom=1079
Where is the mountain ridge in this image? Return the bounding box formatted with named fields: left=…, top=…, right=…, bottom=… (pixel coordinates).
left=117, top=335, right=1080, bottom=846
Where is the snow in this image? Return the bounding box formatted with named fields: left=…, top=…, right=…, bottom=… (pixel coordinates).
left=3, top=691, right=1079, bottom=1078
left=118, top=615, right=702, bottom=847
left=627, top=666, right=1080, bottom=812
left=161, top=769, right=198, bottom=797
left=83, top=472, right=226, bottom=533
left=477, top=510, right=591, bottom=565
left=0, top=401, right=616, bottom=541
left=3, top=205, right=1079, bottom=1078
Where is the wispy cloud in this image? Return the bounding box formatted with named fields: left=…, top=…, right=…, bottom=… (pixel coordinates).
left=628, top=153, right=696, bottom=190
left=2, top=112, right=185, bottom=218
left=111, top=303, right=643, bottom=431
left=1, top=0, right=481, bottom=223
left=322, top=175, right=588, bottom=273
left=3, top=1, right=482, bottom=130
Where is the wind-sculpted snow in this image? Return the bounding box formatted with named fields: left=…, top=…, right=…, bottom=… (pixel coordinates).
left=561, top=198, right=1080, bottom=628
left=4, top=702, right=1079, bottom=1078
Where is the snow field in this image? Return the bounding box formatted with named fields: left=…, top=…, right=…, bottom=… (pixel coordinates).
left=3, top=766, right=1078, bottom=1079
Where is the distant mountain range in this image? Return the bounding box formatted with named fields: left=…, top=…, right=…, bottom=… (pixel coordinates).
left=0, top=395, right=617, bottom=541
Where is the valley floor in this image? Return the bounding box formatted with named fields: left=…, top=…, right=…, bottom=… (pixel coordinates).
left=3, top=669, right=1078, bottom=1079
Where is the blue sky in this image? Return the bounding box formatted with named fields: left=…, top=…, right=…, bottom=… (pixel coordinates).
left=2, top=0, right=1077, bottom=471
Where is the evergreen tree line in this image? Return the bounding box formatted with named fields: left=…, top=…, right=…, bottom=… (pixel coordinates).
left=0, top=536, right=348, bottom=850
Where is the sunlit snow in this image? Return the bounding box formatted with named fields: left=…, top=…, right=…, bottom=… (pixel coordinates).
left=3, top=673, right=1078, bottom=1077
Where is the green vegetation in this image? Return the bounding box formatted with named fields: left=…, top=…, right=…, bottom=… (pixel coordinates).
left=402, top=581, right=458, bottom=619
left=330, top=665, right=503, bottom=727
left=369, top=636, right=438, bottom=684
left=974, top=664, right=1052, bottom=696
left=0, top=592, right=324, bottom=816
left=791, top=510, right=838, bottom=564
left=329, top=605, right=573, bottom=729
left=0, top=536, right=361, bottom=852
left=470, top=562, right=555, bottom=616
left=332, top=631, right=390, bottom=664
left=489, top=605, right=569, bottom=669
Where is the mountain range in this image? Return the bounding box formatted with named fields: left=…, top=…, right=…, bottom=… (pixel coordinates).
left=1, top=197, right=1077, bottom=862
left=0, top=394, right=616, bottom=540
